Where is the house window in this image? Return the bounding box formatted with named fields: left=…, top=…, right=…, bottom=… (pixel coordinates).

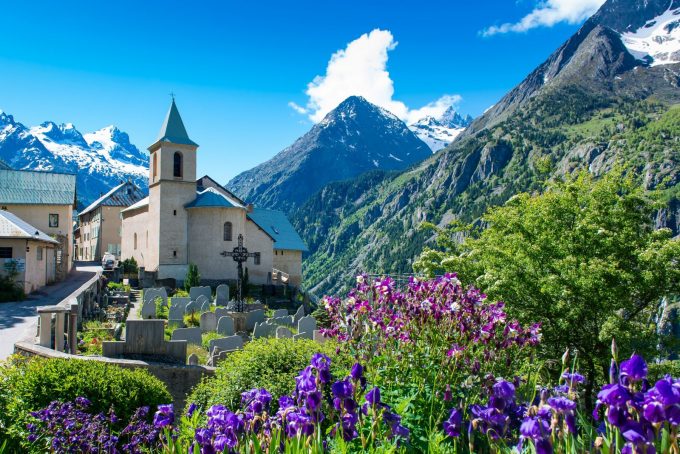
left=37, top=246, right=43, bottom=261
left=0, top=247, right=12, bottom=258
left=49, top=213, right=59, bottom=228
left=254, top=253, right=260, bottom=265
left=134, top=233, right=137, bottom=250
left=173, top=152, right=183, bottom=178
left=223, top=222, right=232, bottom=241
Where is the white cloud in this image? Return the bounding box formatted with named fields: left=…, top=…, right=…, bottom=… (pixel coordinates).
left=291, top=29, right=460, bottom=124
left=481, top=0, right=605, bottom=36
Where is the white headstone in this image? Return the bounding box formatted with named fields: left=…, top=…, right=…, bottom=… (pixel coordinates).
left=272, top=315, right=295, bottom=327
left=169, top=298, right=190, bottom=320
left=253, top=321, right=277, bottom=338
left=313, top=329, right=326, bottom=344
left=171, top=327, right=202, bottom=346
left=216, top=316, right=235, bottom=336
left=245, top=309, right=266, bottom=331
left=144, top=288, right=168, bottom=307
left=200, top=311, right=217, bottom=333
left=276, top=326, right=293, bottom=339
left=215, top=284, right=229, bottom=306
left=200, top=300, right=212, bottom=314
left=190, top=286, right=212, bottom=302
left=297, top=315, right=316, bottom=336
left=293, top=306, right=305, bottom=323
left=208, top=335, right=243, bottom=352
left=272, top=309, right=288, bottom=318
left=141, top=301, right=156, bottom=319
left=214, top=307, right=231, bottom=320
left=185, top=301, right=199, bottom=314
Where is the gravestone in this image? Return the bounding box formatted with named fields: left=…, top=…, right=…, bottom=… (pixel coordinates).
left=200, top=311, right=217, bottom=333
left=245, top=309, right=265, bottom=331
left=171, top=327, right=202, bottom=346
left=253, top=321, right=277, bottom=338
left=293, top=333, right=311, bottom=341
left=169, top=298, right=190, bottom=320
left=102, top=320, right=186, bottom=363
left=168, top=318, right=184, bottom=328
left=293, top=306, right=305, bottom=323
left=216, top=316, right=235, bottom=336
left=214, top=307, right=231, bottom=320
left=276, top=326, right=293, bottom=339
left=196, top=294, right=210, bottom=309
left=200, top=300, right=212, bottom=314
left=225, top=300, right=238, bottom=311
left=215, top=285, right=230, bottom=306
left=190, top=286, right=212, bottom=302
left=143, top=288, right=168, bottom=308
left=141, top=301, right=156, bottom=319
left=188, top=353, right=199, bottom=366
left=296, top=315, right=316, bottom=339
left=208, top=335, right=243, bottom=352
left=272, top=315, right=295, bottom=327
left=185, top=301, right=199, bottom=315
left=272, top=309, right=288, bottom=318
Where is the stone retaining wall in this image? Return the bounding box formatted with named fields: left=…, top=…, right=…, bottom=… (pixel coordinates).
left=14, top=341, right=215, bottom=410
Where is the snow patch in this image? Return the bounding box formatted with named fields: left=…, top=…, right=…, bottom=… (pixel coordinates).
left=621, top=6, right=680, bottom=66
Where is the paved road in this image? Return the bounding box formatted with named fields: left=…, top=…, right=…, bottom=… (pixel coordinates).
left=0, top=262, right=101, bottom=360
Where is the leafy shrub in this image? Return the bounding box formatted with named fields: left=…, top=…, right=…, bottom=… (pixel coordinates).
left=155, top=296, right=168, bottom=319
left=78, top=321, right=115, bottom=356
left=0, top=356, right=171, bottom=449
left=184, top=263, right=200, bottom=291
left=120, top=257, right=138, bottom=277
left=183, top=311, right=199, bottom=327
left=201, top=332, right=222, bottom=350
left=0, top=261, right=24, bottom=302
left=648, top=360, right=680, bottom=382
left=107, top=281, right=131, bottom=293
left=188, top=338, right=350, bottom=412
left=172, top=289, right=189, bottom=297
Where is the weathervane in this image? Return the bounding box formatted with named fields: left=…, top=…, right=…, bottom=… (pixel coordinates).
left=220, top=234, right=260, bottom=311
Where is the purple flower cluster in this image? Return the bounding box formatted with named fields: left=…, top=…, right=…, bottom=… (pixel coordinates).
left=27, top=398, right=163, bottom=454
left=322, top=274, right=540, bottom=364
left=594, top=353, right=680, bottom=453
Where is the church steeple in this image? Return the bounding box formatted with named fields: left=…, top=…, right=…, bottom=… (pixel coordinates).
left=150, top=99, right=198, bottom=149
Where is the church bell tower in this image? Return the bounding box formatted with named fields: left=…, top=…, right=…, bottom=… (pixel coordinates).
left=146, top=99, right=198, bottom=278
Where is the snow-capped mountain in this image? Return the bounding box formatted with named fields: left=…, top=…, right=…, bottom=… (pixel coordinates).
left=621, top=4, right=680, bottom=66
left=228, top=96, right=431, bottom=213
left=0, top=110, right=148, bottom=208
left=409, top=106, right=473, bottom=152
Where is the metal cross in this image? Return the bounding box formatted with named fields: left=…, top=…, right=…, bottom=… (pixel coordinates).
left=220, top=234, right=259, bottom=310
left=169, top=91, right=175, bottom=101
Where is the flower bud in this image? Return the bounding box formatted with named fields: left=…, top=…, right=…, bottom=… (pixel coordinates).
left=609, top=359, right=618, bottom=385
left=561, top=349, right=569, bottom=367
left=611, top=338, right=618, bottom=361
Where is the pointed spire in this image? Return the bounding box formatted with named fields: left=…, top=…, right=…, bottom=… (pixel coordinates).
left=153, top=99, right=198, bottom=148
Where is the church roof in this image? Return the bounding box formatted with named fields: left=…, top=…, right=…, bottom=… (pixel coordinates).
left=0, top=169, right=76, bottom=206
left=79, top=180, right=146, bottom=217
left=120, top=196, right=149, bottom=213
left=247, top=208, right=308, bottom=252
left=185, top=187, right=245, bottom=209
left=0, top=210, right=58, bottom=244
left=151, top=99, right=198, bottom=148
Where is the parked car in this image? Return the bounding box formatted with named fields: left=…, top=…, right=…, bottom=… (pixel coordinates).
left=102, top=254, right=116, bottom=270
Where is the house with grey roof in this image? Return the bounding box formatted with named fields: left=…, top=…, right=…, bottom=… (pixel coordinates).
left=0, top=209, right=60, bottom=294
left=120, top=100, right=307, bottom=287
left=0, top=168, right=76, bottom=280
left=76, top=180, right=145, bottom=261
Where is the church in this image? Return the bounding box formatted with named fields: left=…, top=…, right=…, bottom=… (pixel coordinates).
left=120, top=100, right=307, bottom=287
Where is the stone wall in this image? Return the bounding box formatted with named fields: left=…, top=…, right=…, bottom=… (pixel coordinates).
left=13, top=341, right=214, bottom=411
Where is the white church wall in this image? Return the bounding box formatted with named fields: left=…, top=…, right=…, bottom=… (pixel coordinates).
left=188, top=207, right=245, bottom=281
left=121, top=206, right=150, bottom=269
left=245, top=220, right=274, bottom=285
left=273, top=249, right=303, bottom=287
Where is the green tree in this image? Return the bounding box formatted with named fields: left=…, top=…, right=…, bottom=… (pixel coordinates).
left=184, top=263, right=200, bottom=291
left=414, top=171, right=680, bottom=404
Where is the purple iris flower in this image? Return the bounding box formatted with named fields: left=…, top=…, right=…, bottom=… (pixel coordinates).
left=305, top=391, right=322, bottom=412
left=597, top=384, right=631, bottom=407
left=643, top=400, right=666, bottom=423
left=186, top=402, right=198, bottom=417
left=620, top=354, right=648, bottom=383
left=350, top=363, right=364, bottom=381
left=547, top=396, right=576, bottom=412
left=311, top=353, right=331, bottom=372
left=493, top=380, right=516, bottom=401
left=365, top=387, right=381, bottom=406
left=561, top=372, right=585, bottom=385
left=75, top=397, right=91, bottom=408
left=331, top=379, right=354, bottom=400
left=443, top=408, right=463, bottom=437
left=153, top=404, right=174, bottom=428
left=520, top=416, right=550, bottom=441
left=296, top=367, right=317, bottom=393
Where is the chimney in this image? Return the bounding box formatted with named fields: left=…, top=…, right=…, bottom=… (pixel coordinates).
left=247, top=204, right=254, bottom=213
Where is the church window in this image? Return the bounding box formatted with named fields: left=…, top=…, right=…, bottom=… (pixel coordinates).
left=134, top=233, right=137, bottom=250
left=152, top=153, right=158, bottom=181
left=223, top=222, right=232, bottom=241
left=173, top=250, right=177, bottom=257
left=173, top=210, right=177, bottom=216
left=254, top=253, right=260, bottom=265
left=173, top=152, right=183, bottom=178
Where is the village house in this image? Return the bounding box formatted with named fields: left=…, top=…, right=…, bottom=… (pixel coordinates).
left=0, top=210, right=60, bottom=294
left=120, top=100, right=307, bottom=287
left=76, top=180, right=145, bottom=261
left=0, top=168, right=77, bottom=281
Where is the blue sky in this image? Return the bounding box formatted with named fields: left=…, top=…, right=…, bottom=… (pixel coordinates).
left=0, top=0, right=604, bottom=182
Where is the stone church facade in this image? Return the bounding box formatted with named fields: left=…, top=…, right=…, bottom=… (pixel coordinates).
left=120, top=100, right=307, bottom=286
